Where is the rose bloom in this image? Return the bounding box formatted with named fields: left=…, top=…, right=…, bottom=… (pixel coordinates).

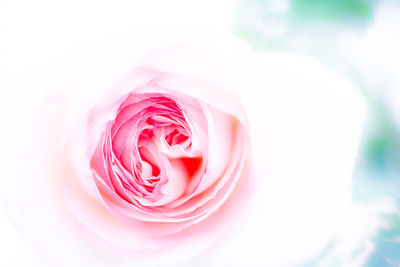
left=62, top=65, right=252, bottom=261
left=0, top=32, right=365, bottom=266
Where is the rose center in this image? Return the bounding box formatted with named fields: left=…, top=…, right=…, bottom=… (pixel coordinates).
left=132, top=100, right=192, bottom=195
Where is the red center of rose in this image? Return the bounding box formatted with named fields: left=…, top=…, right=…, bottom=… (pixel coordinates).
left=135, top=111, right=190, bottom=192
left=108, top=95, right=203, bottom=204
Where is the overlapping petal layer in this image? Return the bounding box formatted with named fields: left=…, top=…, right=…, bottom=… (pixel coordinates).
left=62, top=67, right=251, bottom=253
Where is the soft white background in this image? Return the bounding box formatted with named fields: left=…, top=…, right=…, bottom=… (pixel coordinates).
left=0, top=0, right=368, bottom=266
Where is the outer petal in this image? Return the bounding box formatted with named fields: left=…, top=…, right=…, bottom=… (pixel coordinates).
left=192, top=52, right=366, bottom=266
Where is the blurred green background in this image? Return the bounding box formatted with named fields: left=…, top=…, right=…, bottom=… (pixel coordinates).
left=235, top=0, right=400, bottom=265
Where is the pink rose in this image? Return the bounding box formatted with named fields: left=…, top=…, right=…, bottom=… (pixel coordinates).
left=0, top=34, right=252, bottom=266
left=0, top=32, right=365, bottom=267
left=63, top=65, right=252, bottom=258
